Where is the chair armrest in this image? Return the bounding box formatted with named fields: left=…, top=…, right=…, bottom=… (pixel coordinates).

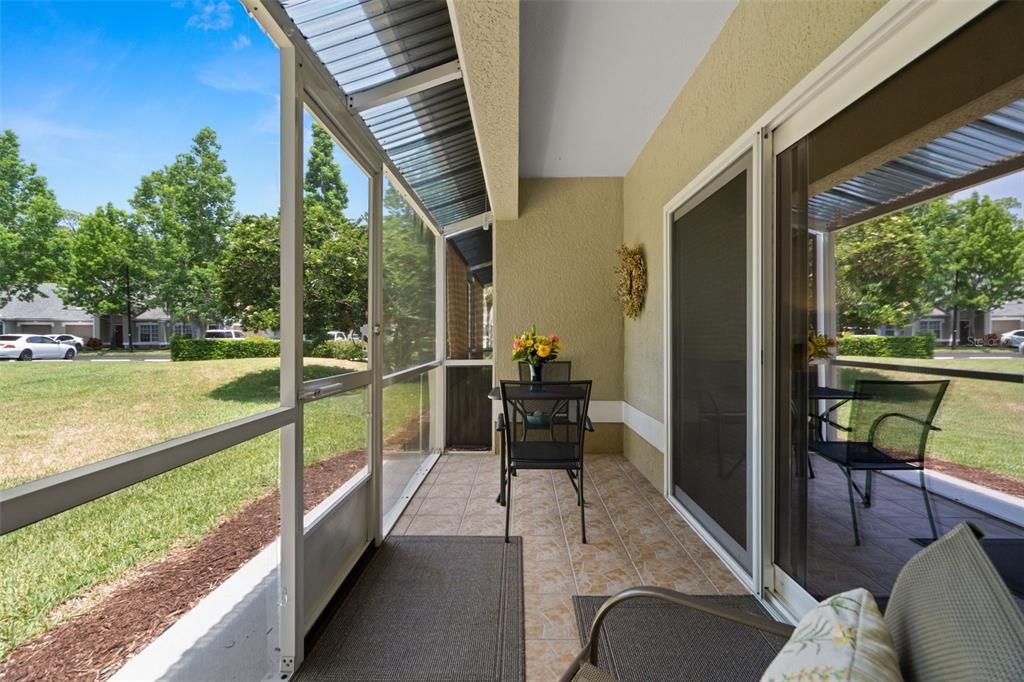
left=557, top=586, right=794, bottom=682
left=495, top=414, right=506, bottom=432
left=868, top=412, right=940, bottom=442
left=585, top=416, right=594, bottom=432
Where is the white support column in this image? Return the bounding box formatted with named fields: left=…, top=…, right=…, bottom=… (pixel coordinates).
left=818, top=230, right=838, bottom=439
left=435, top=229, right=447, bottom=452
left=278, top=45, right=305, bottom=676
left=369, top=171, right=385, bottom=546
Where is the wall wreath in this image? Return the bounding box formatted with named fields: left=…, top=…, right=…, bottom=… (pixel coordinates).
left=615, top=243, right=646, bottom=319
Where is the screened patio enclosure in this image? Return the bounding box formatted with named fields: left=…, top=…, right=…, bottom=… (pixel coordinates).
left=0, top=0, right=494, bottom=677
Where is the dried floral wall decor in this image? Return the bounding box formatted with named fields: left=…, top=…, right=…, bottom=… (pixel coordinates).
left=615, top=243, right=647, bottom=319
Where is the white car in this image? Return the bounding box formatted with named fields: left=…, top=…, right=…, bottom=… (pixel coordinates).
left=0, top=334, right=77, bottom=361
left=49, top=333, right=84, bottom=351
left=205, top=330, right=245, bottom=340
left=1000, top=329, right=1024, bottom=349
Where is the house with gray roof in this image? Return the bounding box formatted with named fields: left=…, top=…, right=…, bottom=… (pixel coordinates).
left=0, top=284, right=198, bottom=347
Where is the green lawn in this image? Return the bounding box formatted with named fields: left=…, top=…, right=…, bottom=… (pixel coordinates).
left=834, top=356, right=1024, bottom=481
left=0, top=358, right=425, bottom=660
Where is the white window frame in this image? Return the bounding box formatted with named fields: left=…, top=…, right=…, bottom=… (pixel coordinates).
left=137, top=322, right=159, bottom=344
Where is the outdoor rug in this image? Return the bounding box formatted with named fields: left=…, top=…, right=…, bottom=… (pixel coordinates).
left=913, top=536, right=1024, bottom=597
left=573, top=595, right=786, bottom=681
left=296, top=536, right=524, bottom=681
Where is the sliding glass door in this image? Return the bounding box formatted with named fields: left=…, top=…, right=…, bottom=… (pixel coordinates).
left=669, top=152, right=754, bottom=572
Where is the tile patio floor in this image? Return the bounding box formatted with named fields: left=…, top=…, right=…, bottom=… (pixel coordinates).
left=807, top=452, right=1024, bottom=605
left=391, top=451, right=748, bottom=681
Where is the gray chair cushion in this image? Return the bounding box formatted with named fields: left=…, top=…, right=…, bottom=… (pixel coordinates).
left=885, top=522, right=1024, bottom=681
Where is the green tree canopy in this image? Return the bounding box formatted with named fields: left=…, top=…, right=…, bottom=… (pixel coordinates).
left=836, top=212, right=930, bottom=331
left=304, top=122, right=348, bottom=223
left=218, top=121, right=367, bottom=336
left=216, top=213, right=280, bottom=332
left=0, top=130, right=65, bottom=306
left=919, top=193, right=1024, bottom=314
left=131, top=127, right=236, bottom=325
left=59, top=204, right=157, bottom=323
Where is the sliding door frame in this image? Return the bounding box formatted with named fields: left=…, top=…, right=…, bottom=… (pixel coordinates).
left=656, top=0, right=996, bottom=623
left=662, top=131, right=765, bottom=596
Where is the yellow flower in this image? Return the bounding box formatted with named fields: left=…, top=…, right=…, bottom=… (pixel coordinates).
left=553, top=340, right=563, bottom=350
left=524, top=338, right=533, bottom=347
left=537, top=344, right=552, bottom=358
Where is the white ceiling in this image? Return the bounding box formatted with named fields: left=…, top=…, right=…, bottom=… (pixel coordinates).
left=520, top=0, right=737, bottom=177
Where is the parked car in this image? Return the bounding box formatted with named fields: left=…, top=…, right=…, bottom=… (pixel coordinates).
left=0, top=334, right=77, bottom=361
left=48, top=333, right=84, bottom=351
left=1000, top=329, right=1024, bottom=348
left=204, top=330, right=245, bottom=340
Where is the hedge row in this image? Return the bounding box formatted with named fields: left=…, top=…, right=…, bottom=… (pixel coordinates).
left=305, top=339, right=367, bottom=361
left=171, top=336, right=368, bottom=361
left=171, top=336, right=280, bottom=361
left=837, top=334, right=934, bottom=359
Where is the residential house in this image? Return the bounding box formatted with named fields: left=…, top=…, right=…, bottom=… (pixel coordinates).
left=879, top=299, right=1024, bottom=343
left=0, top=284, right=198, bottom=347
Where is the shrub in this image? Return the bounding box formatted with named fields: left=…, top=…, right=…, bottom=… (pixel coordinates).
left=837, top=334, right=934, bottom=359
left=304, top=339, right=367, bottom=361
left=171, top=336, right=280, bottom=361
left=84, top=337, right=103, bottom=351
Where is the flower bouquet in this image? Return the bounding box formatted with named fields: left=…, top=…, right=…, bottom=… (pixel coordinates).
left=512, top=324, right=563, bottom=385
left=808, top=332, right=836, bottom=362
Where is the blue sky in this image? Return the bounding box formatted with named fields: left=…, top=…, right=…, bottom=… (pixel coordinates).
left=0, top=0, right=369, bottom=219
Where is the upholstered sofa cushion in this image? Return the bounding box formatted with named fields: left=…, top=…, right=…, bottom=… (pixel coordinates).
left=761, top=588, right=902, bottom=682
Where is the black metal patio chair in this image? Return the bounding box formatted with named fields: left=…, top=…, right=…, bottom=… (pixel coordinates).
left=810, top=379, right=949, bottom=545
left=500, top=380, right=592, bottom=543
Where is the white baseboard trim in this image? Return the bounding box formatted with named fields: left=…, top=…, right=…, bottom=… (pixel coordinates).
left=622, top=402, right=666, bottom=453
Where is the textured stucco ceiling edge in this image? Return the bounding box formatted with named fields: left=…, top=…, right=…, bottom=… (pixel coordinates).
left=447, top=0, right=519, bottom=221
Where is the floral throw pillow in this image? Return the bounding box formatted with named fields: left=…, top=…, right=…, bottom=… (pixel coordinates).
left=761, top=588, right=902, bottom=682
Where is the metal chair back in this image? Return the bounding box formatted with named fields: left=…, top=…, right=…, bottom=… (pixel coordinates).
left=848, top=380, right=949, bottom=464
left=500, top=380, right=591, bottom=448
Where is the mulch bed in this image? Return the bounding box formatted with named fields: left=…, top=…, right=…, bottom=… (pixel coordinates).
left=0, top=450, right=368, bottom=682
left=928, top=457, right=1024, bottom=500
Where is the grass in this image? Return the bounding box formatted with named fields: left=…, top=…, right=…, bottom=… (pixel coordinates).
left=0, top=358, right=425, bottom=660
left=79, top=348, right=171, bottom=356
left=835, top=356, right=1024, bottom=482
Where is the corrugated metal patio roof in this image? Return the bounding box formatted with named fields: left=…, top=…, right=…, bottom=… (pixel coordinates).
left=280, top=0, right=488, bottom=227
left=809, top=98, right=1024, bottom=229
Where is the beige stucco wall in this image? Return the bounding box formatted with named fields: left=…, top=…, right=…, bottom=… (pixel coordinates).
left=621, top=0, right=885, bottom=487
left=447, top=0, right=519, bottom=220
left=623, top=0, right=885, bottom=418
left=494, top=177, right=624, bottom=402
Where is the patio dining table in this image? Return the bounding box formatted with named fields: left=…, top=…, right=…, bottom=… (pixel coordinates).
left=487, top=383, right=589, bottom=505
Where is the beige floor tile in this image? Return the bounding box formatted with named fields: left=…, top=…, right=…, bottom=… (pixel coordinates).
left=524, top=559, right=576, bottom=594
left=634, top=557, right=717, bottom=594
left=432, top=470, right=477, bottom=487
left=425, top=483, right=473, bottom=498
left=525, top=593, right=578, bottom=639
left=512, top=513, right=565, bottom=537
left=416, top=497, right=468, bottom=516
left=458, top=514, right=507, bottom=536
left=405, top=514, right=461, bottom=535
left=464, top=495, right=506, bottom=516
left=522, top=535, right=571, bottom=563
left=525, top=639, right=579, bottom=682
left=390, top=516, right=411, bottom=536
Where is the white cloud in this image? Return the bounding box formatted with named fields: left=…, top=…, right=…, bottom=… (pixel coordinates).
left=186, top=1, right=234, bottom=31
left=196, top=56, right=270, bottom=94
left=232, top=34, right=251, bottom=50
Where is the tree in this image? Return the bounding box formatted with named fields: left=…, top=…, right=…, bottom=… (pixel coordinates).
left=0, top=130, right=64, bottom=306
left=131, top=127, right=236, bottom=327
left=217, top=121, right=367, bottom=336
left=59, top=204, right=157, bottom=348
left=920, top=194, right=1024, bottom=326
left=304, top=123, right=348, bottom=222
left=835, top=212, right=931, bottom=331
left=381, top=185, right=435, bottom=371
left=216, top=213, right=280, bottom=331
